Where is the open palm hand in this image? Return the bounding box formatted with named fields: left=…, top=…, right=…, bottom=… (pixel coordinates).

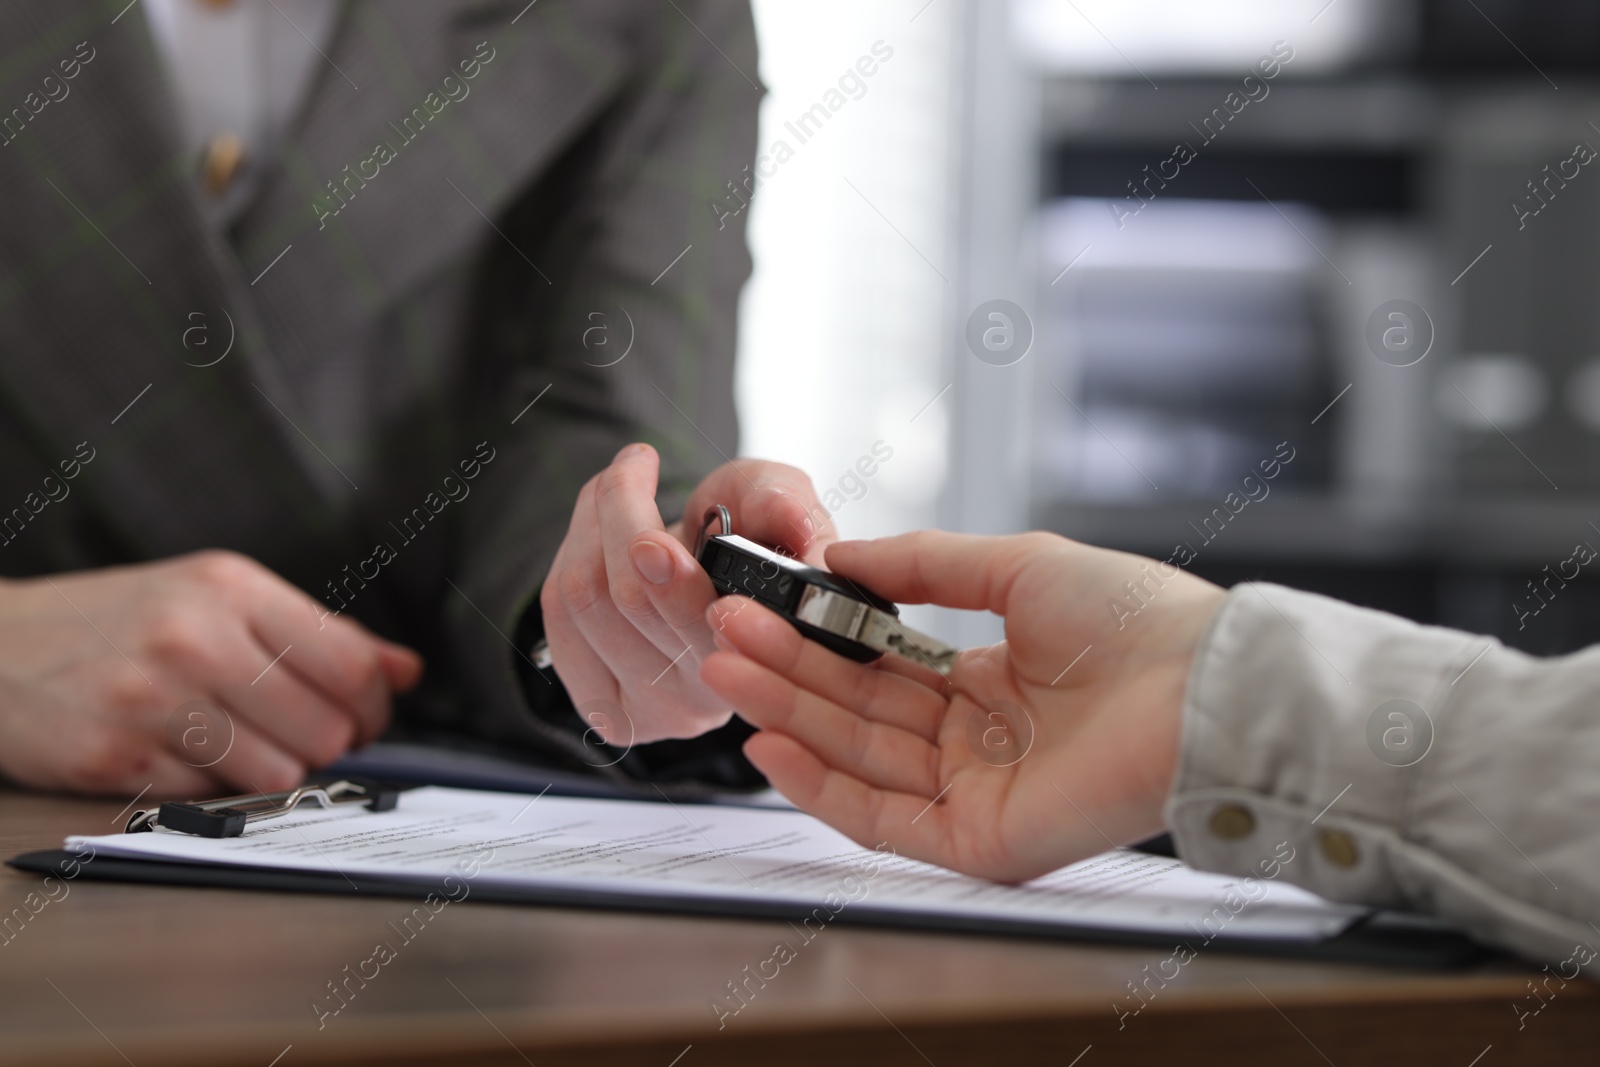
left=700, top=531, right=1224, bottom=882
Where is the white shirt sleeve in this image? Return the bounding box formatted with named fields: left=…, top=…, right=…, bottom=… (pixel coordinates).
left=1165, top=582, right=1600, bottom=975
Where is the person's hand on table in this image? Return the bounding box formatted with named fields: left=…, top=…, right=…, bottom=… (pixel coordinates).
left=539, top=443, right=834, bottom=745
left=699, top=530, right=1227, bottom=883
left=0, top=552, right=423, bottom=797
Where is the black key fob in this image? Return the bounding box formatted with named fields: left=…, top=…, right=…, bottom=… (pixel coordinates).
left=694, top=506, right=956, bottom=673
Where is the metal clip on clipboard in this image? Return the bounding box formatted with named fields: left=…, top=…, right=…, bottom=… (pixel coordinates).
left=124, top=778, right=400, bottom=838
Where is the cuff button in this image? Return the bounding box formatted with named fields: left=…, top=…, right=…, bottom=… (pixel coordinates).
left=1318, top=829, right=1360, bottom=868
left=1208, top=804, right=1255, bottom=840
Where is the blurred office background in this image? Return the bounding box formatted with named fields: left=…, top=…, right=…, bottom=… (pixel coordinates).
left=740, top=0, right=1600, bottom=654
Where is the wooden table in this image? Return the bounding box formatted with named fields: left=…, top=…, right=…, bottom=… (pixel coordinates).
left=1, top=789, right=1594, bottom=1066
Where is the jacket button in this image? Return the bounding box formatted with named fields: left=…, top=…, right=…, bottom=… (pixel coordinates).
left=202, top=132, right=246, bottom=196
left=1208, top=804, right=1255, bottom=840
left=1318, top=829, right=1360, bottom=868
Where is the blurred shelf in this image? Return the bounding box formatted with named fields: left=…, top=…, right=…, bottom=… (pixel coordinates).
left=1040, top=78, right=1438, bottom=150
left=1036, top=494, right=1600, bottom=567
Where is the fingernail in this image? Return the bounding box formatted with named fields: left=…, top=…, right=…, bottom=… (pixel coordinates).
left=630, top=540, right=674, bottom=586
left=271, top=754, right=308, bottom=785
left=713, top=631, right=736, bottom=653
left=615, top=442, right=649, bottom=462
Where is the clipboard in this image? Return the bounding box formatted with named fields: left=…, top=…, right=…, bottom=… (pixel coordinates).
left=5, top=846, right=1484, bottom=968
left=6, top=782, right=1488, bottom=972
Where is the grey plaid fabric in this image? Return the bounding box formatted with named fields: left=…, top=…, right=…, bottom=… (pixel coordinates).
left=0, top=1, right=759, bottom=764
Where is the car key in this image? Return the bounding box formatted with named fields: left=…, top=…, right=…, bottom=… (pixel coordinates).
left=694, top=505, right=958, bottom=674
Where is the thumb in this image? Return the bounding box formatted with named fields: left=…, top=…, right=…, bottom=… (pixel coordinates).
left=823, top=531, right=1059, bottom=616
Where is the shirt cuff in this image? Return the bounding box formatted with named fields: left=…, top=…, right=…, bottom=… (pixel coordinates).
left=1163, top=582, right=1483, bottom=908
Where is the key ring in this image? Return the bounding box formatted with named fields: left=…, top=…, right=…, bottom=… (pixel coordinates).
left=694, top=504, right=733, bottom=557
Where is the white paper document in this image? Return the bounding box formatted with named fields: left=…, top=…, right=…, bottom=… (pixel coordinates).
left=69, top=786, right=1365, bottom=942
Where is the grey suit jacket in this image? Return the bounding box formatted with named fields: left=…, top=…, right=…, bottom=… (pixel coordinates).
left=0, top=1, right=759, bottom=770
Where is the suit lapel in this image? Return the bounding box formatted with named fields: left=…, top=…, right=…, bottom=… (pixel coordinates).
left=0, top=0, right=635, bottom=575
left=233, top=0, right=631, bottom=389
left=0, top=2, right=350, bottom=572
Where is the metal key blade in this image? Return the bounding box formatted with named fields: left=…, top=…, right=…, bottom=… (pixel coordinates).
left=795, top=587, right=959, bottom=675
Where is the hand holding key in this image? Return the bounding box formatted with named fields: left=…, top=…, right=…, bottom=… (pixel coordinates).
left=700, top=530, right=1225, bottom=884
left=538, top=444, right=836, bottom=745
